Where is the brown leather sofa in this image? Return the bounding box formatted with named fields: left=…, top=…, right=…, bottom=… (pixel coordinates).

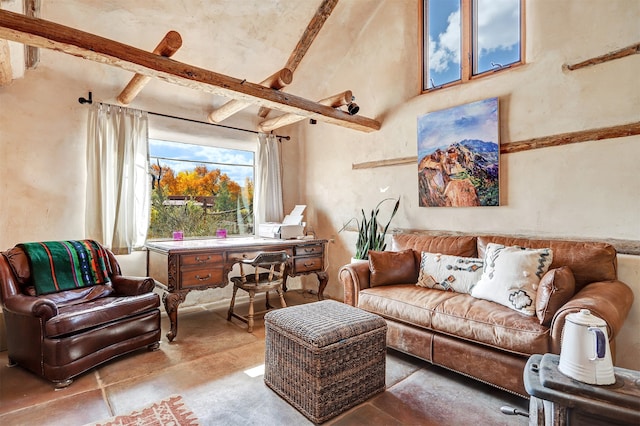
left=0, top=243, right=161, bottom=388
left=338, top=234, right=634, bottom=397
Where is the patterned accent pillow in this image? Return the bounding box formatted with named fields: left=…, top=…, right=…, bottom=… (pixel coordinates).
left=471, top=243, right=554, bottom=316
left=417, top=252, right=484, bottom=294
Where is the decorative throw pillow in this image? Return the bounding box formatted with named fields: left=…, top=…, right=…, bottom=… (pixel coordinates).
left=369, top=249, right=417, bottom=287
left=470, top=243, right=553, bottom=316
left=536, top=266, right=576, bottom=326
left=416, top=252, right=484, bottom=293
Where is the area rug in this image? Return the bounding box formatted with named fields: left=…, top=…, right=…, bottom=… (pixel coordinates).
left=87, top=394, right=200, bottom=426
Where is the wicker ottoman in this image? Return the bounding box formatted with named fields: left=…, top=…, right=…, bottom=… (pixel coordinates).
left=264, top=300, right=387, bottom=424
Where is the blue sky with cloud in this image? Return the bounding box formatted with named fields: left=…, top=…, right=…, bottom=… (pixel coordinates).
left=149, top=139, right=254, bottom=184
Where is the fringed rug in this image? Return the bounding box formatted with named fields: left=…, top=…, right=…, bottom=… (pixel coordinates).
left=87, top=394, right=200, bottom=426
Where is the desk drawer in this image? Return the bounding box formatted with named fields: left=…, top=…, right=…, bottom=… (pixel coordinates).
left=294, top=244, right=324, bottom=256
left=293, top=256, right=323, bottom=273
left=181, top=268, right=226, bottom=288
left=228, top=249, right=293, bottom=263
left=181, top=253, right=224, bottom=266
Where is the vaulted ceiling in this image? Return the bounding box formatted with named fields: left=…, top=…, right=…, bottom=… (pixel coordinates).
left=0, top=0, right=388, bottom=132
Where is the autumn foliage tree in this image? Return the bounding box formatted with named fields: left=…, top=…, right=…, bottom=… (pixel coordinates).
left=148, top=163, right=253, bottom=239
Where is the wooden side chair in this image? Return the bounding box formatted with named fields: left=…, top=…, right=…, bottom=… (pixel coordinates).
left=227, top=251, right=289, bottom=332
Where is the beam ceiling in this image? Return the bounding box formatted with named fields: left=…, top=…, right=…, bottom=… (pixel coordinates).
left=0, top=9, right=380, bottom=133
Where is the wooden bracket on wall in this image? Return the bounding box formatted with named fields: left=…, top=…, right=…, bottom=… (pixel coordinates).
left=0, top=9, right=380, bottom=132
left=208, top=67, right=293, bottom=123
left=564, top=42, right=640, bottom=71
left=24, top=0, right=40, bottom=69
left=117, top=30, right=182, bottom=105
left=352, top=121, right=640, bottom=169
left=259, top=90, right=352, bottom=132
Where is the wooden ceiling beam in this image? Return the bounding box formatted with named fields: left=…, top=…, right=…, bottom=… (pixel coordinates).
left=259, top=90, right=352, bottom=132
left=258, top=0, right=339, bottom=119
left=0, top=9, right=380, bottom=133
left=117, top=30, right=182, bottom=105
left=207, top=67, right=292, bottom=123
left=0, top=39, right=11, bottom=85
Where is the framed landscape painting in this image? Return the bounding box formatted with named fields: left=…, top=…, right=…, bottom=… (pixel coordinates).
left=417, top=97, right=499, bottom=207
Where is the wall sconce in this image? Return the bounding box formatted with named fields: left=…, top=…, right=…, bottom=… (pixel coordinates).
left=347, top=102, right=359, bottom=115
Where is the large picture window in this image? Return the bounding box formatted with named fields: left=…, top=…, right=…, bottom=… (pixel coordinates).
left=422, top=0, right=524, bottom=91
left=148, top=139, right=255, bottom=239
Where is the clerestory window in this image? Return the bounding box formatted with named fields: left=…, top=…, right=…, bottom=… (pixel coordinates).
left=421, top=0, right=524, bottom=91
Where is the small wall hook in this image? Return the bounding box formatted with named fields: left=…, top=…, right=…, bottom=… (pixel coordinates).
left=78, top=91, right=93, bottom=104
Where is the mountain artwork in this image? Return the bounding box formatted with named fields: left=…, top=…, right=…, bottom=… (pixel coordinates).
left=417, top=98, right=499, bottom=207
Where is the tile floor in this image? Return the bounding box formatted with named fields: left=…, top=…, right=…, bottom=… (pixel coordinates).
left=0, top=290, right=529, bottom=425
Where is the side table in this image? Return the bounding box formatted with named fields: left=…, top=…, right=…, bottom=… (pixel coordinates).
left=524, top=353, right=640, bottom=425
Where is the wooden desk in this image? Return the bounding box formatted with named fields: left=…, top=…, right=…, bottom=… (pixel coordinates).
left=146, top=237, right=328, bottom=341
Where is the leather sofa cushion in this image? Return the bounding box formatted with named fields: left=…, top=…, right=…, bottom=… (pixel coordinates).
left=369, top=249, right=417, bottom=287
left=391, top=235, right=477, bottom=268
left=536, top=266, right=576, bottom=326
left=45, top=292, right=160, bottom=338
left=358, top=285, right=550, bottom=355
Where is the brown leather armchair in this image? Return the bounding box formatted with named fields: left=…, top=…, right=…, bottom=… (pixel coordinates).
left=0, top=243, right=161, bottom=388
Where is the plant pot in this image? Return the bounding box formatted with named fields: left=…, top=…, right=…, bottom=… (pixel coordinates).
left=351, top=257, right=368, bottom=264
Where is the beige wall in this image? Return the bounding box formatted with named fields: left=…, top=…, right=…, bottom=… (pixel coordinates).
left=0, top=1, right=638, bottom=369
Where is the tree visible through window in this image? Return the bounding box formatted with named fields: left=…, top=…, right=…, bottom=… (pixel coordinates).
left=148, top=139, right=255, bottom=239
left=422, top=0, right=523, bottom=91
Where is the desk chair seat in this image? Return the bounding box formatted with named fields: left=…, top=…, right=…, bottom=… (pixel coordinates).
left=227, top=251, right=289, bottom=332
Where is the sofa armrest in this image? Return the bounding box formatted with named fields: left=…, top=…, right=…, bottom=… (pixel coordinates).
left=3, top=294, right=58, bottom=320
left=110, top=275, right=156, bottom=296
left=549, top=280, right=634, bottom=355
left=338, top=262, right=371, bottom=306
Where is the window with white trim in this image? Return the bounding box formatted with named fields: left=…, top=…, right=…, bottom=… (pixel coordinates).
left=422, top=0, right=524, bottom=91
left=148, top=139, right=255, bottom=239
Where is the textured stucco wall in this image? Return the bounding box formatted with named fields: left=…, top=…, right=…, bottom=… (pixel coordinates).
left=0, top=0, right=638, bottom=369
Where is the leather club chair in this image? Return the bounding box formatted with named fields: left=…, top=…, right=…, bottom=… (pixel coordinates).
left=0, top=242, right=161, bottom=388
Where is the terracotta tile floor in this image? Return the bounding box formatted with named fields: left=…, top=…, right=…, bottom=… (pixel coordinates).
left=0, top=291, right=529, bottom=425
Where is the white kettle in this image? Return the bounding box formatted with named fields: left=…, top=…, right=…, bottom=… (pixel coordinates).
left=558, top=309, right=615, bottom=385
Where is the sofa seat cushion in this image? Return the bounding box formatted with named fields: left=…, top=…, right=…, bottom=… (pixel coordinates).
left=45, top=293, right=160, bottom=338
left=358, top=286, right=550, bottom=355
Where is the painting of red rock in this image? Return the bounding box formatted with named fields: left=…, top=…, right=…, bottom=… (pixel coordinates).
left=417, top=98, right=499, bottom=207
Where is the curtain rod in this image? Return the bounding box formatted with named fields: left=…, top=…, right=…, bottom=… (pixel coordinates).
left=77, top=92, right=291, bottom=140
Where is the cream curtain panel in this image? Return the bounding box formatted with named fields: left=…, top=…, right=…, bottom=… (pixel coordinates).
left=255, top=133, right=284, bottom=228
left=85, top=103, right=150, bottom=254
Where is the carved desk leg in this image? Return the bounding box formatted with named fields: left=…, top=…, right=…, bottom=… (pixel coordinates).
left=316, top=271, right=328, bottom=300
left=162, top=291, right=187, bottom=342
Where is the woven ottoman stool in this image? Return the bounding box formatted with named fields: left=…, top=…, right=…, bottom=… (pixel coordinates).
left=264, top=299, right=387, bottom=424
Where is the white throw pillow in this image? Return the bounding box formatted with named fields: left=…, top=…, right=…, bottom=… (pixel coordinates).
left=417, top=252, right=484, bottom=294
left=471, top=243, right=554, bottom=316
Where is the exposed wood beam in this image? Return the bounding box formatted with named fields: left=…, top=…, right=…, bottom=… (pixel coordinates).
left=0, top=9, right=380, bottom=133
left=117, top=30, right=182, bottom=105
left=565, top=42, right=640, bottom=71
left=258, top=0, right=339, bottom=119
left=207, top=67, right=292, bottom=123
left=352, top=121, right=640, bottom=169
left=0, top=39, right=11, bottom=85
left=259, top=90, right=352, bottom=132
left=24, top=0, right=40, bottom=69
left=500, top=121, right=640, bottom=154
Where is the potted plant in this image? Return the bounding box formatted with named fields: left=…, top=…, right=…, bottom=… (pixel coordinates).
left=340, top=197, right=400, bottom=261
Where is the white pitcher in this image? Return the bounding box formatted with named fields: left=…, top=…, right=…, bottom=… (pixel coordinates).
left=558, top=309, right=615, bottom=385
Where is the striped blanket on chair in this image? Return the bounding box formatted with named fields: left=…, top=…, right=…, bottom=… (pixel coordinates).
left=18, top=240, right=113, bottom=295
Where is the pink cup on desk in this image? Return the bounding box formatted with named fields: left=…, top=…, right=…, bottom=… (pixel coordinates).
left=216, top=229, right=227, bottom=238
left=172, top=231, right=184, bottom=240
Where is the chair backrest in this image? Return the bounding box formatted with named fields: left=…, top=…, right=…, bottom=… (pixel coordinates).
left=237, top=251, right=289, bottom=284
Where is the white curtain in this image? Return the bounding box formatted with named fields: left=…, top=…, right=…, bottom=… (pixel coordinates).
left=85, top=103, right=150, bottom=254
left=255, top=133, right=284, bottom=228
